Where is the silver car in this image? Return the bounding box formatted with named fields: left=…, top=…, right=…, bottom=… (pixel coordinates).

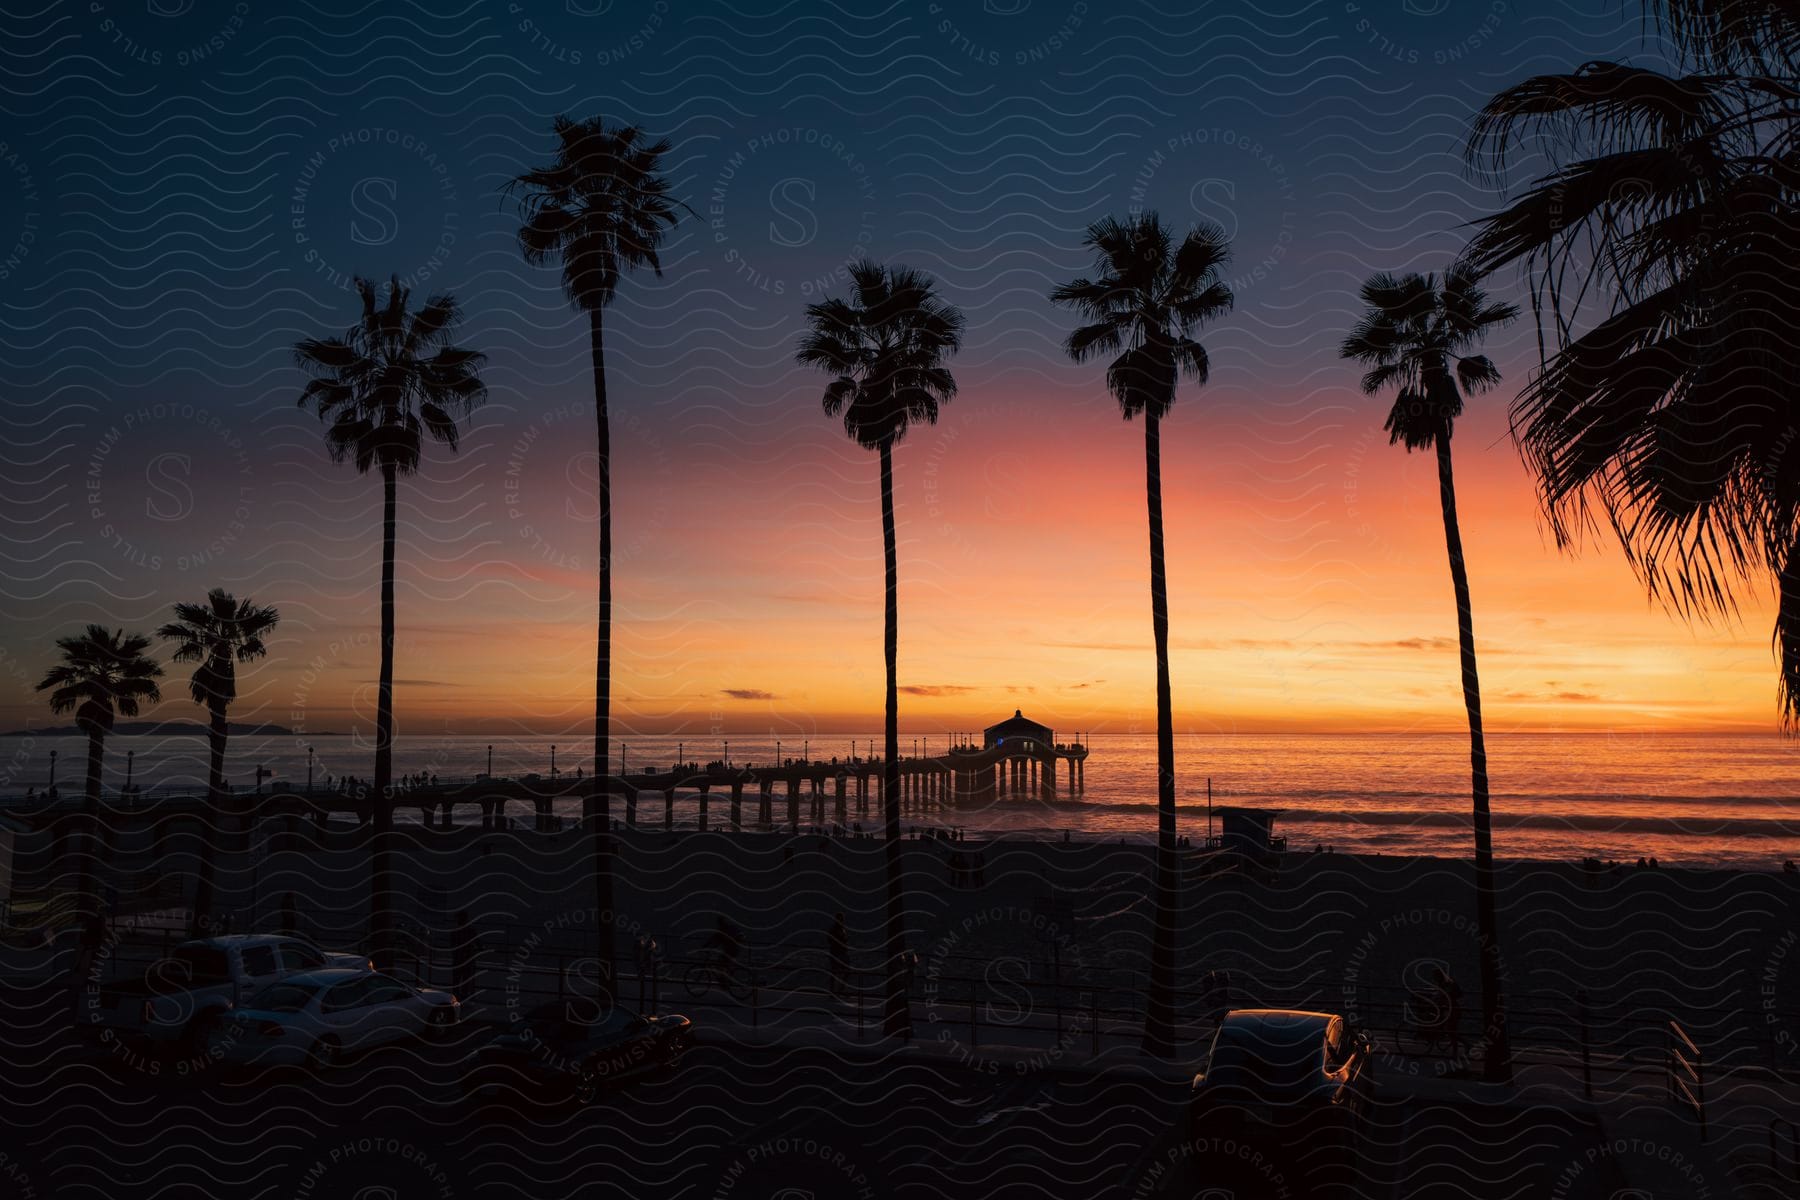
left=211, top=968, right=460, bottom=1070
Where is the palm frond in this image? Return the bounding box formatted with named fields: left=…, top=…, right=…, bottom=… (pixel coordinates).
left=36, top=625, right=164, bottom=729
left=1049, top=211, right=1233, bottom=420
left=510, top=114, right=686, bottom=313
left=795, top=262, right=964, bottom=452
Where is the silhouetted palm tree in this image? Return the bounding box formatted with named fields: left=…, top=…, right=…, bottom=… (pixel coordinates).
left=294, top=276, right=487, bottom=966
left=1464, top=1, right=1800, bottom=727
left=157, top=590, right=279, bottom=936
left=796, top=260, right=964, bottom=1038
left=510, top=116, right=684, bottom=958
left=1341, top=267, right=1519, bottom=1081
left=35, top=626, right=163, bottom=920
left=1049, top=213, right=1232, bottom=1058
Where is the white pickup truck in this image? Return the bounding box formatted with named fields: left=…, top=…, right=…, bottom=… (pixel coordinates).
left=89, top=934, right=370, bottom=1053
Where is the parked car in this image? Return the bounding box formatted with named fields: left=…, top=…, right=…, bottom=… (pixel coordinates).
left=468, top=1000, right=693, bottom=1104
left=209, top=968, right=460, bottom=1070
left=91, top=934, right=371, bottom=1053
left=1188, top=1010, right=1376, bottom=1184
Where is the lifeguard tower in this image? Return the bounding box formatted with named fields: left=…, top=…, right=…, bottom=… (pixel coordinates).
left=1206, top=807, right=1286, bottom=877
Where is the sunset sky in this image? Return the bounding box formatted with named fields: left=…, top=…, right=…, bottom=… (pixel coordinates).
left=0, top=0, right=1783, bottom=739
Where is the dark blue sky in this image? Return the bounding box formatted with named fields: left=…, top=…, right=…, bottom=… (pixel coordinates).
left=5, top=1, right=1728, bottom=740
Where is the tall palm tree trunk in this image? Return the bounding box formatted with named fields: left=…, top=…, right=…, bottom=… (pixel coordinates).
left=1142, top=411, right=1178, bottom=1058
left=1779, top=539, right=1800, bottom=727
left=1435, top=429, right=1510, bottom=1083
left=371, top=462, right=398, bottom=968
left=590, top=307, right=615, bottom=974
left=190, top=701, right=226, bottom=935
left=79, top=728, right=105, bottom=920
left=879, top=441, right=909, bottom=1038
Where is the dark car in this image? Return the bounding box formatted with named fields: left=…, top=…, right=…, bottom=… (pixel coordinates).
left=1188, top=1010, right=1376, bottom=1187
left=469, top=1000, right=692, bottom=1105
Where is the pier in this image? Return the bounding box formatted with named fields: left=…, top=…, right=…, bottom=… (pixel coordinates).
left=0, top=713, right=1092, bottom=846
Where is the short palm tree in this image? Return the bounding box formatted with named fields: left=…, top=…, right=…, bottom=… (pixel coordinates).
left=510, top=115, right=684, bottom=961
left=796, top=260, right=964, bottom=1039
left=157, top=589, right=279, bottom=935
left=35, top=626, right=163, bottom=919
left=1464, top=2, right=1800, bottom=726
left=1049, top=213, right=1232, bottom=1058
left=1341, top=266, right=1518, bottom=1081
left=294, top=276, right=487, bottom=966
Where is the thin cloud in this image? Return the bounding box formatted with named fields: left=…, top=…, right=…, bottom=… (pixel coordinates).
left=900, top=685, right=976, bottom=697
left=722, top=688, right=777, bottom=701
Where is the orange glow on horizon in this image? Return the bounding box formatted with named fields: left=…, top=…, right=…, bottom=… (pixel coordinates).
left=148, top=372, right=1786, bottom=742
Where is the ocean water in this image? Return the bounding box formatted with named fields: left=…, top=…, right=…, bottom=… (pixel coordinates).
left=3, top=730, right=1796, bottom=869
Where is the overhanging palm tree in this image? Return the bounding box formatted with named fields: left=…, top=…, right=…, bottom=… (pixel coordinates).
left=35, top=626, right=163, bottom=920
left=157, top=589, right=279, bottom=936
left=796, top=260, right=964, bottom=1039
left=294, top=276, right=487, bottom=967
left=510, top=116, right=684, bottom=963
left=1048, top=213, right=1232, bottom=1058
left=1341, top=267, right=1520, bottom=1081
left=1464, top=1, right=1800, bottom=727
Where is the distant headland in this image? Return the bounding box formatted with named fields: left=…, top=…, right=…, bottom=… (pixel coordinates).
left=0, top=721, right=325, bottom=738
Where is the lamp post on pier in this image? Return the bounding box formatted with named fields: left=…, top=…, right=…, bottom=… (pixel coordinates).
left=124, top=750, right=134, bottom=798
left=550, top=745, right=557, bottom=779
left=307, top=746, right=315, bottom=795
